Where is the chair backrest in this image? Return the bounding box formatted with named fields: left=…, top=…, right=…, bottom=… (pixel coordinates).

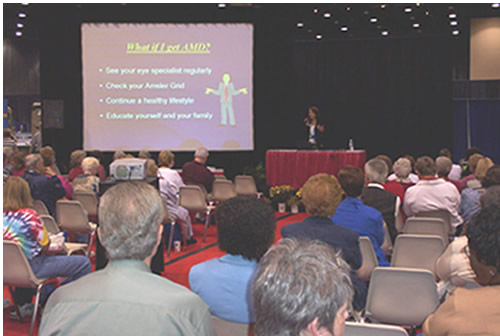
left=391, top=234, right=445, bottom=276
left=32, top=200, right=50, bottom=216
left=404, top=217, right=448, bottom=245
left=72, top=191, right=98, bottom=218
left=211, top=315, right=254, bottom=336
left=40, top=215, right=61, bottom=235
left=56, top=200, right=91, bottom=234
left=3, top=240, right=42, bottom=288
left=214, top=175, right=227, bottom=180
left=179, top=185, right=209, bottom=213
left=212, top=180, right=237, bottom=202
left=344, top=322, right=409, bottom=336
left=365, top=267, right=439, bottom=326
left=234, top=175, right=258, bottom=197
left=381, top=221, right=393, bottom=255
left=358, top=236, right=378, bottom=282
left=415, top=210, right=452, bottom=236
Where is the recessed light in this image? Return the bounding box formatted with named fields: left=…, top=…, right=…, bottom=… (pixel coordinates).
left=449, top=13, right=457, bottom=19
left=316, top=34, right=322, bottom=40
left=346, top=6, right=351, bottom=11
left=370, top=17, right=378, bottom=23
left=450, top=21, right=458, bottom=26
left=425, top=11, right=430, bottom=15
left=404, top=7, right=412, bottom=13
left=382, top=30, right=389, bottom=36
left=21, top=3, right=29, bottom=6
left=16, top=31, right=22, bottom=37
left=452, top=30, right=460, bottom=35
left=416, top=3, right=421, bottom=6
left=217, top=3, right=226, bottom=8
left=18, top=12, right=27, bottom=18
left=380, top=4, right=386, bottom=9
left=324, top=12, right=331, bottom=19
left=297, top=22, right=304, bottom=28
left=17, top=23, right=24, bottom=28
left=341, top=26, right=349, bottom=32
left=492, top=3, right=500, bottom=8
left=313, top=8, right=319, bottom=14
left=413, top=23, right=420, bottom=28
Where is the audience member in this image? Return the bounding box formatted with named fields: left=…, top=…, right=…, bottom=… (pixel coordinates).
left=439, top=148, right=462, bottom=181
left=40, top=182, right=216, bottom=336
left=68, top=150, right=87, bottom=182
left=480, top=185, right=500, bottom=209
left=22, top=154, right=65, bottom=217
left=458, top=153, right=484, bottom=190
left=157, top=150, right=195, bottom=243
left=3, top=146, right=14, bottom=183
left=182, top=147, right=215, bottom=193
left=333, top=166, right=389, bottom=266
left=375, top=155, right=405, bottom=200
left=253, top=239, right=353, bottom=336
left=361, top=159, right=400, bottom=244
left=388, top=154, right=419, bottom=183
left=3, top=177, right=91, bottom=319
left=40, top=146, right=73, bottom=199
left=392, top=157, right=415, bottom=192
left=460, top=164, right=500, bottom=223
left=11, top=151, right=27, bottom=177
left=72, top=156, right=101, bottom=194
left=436, top=156, right=461, bottom=193
left=467, top=157, right=494, bottom=190
left=190, top=197, right=275, bottom=324
left=138, top=149, right=152, bottom=159
left=146, top=159, right=158, bottom=177
left=281, top=173, right=366, bottom=311
left=403, top=156, right=462, bottom=232
left=88, top=149, right=107, bottom=180
left=459, top=146, right=482, bottom=178
left=423, top=205, right=500, bottom=336
left=112, top=150, right=126, bottom=161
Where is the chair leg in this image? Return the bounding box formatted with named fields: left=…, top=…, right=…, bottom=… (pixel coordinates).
left=86, top=230, right=96, bottom=257
left=166, top=221, right=175, bottom=258
left=202, top=209, right=211, bottom=243
left=178, top=220, right=187, bottom=249
left=29, top=284, right=43, bottom=336
left=8, top=286, right=24, bottom=324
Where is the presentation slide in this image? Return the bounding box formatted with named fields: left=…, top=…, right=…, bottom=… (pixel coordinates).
left=81, top=23, right=253, bottom=151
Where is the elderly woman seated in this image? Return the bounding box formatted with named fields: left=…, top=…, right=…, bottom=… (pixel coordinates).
left=72, top=157, right=101, bottom=194
left=189, top=196, right=276, bottom=324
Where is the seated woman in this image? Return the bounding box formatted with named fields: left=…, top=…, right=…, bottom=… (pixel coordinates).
left=71, top=157, right=100, bottom=194
left=3, top=177, right=91, bottom=319
left=189, top=197, right=276, bottom=324
left=40, top=146, right=73, bottom=199
left=423, top=204, right=500, bottom=335
left=157, top=150, right=195, bottom=244
left=392, top=157, right=415, bottom=192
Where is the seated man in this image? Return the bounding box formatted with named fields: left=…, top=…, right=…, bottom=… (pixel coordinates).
left=361, top=158, right=400, bottom=244
left=182, top=147, right=215, bottom=193
left=436, top=156, right=461, bottom=193
left=253, top=239, right=353, bottom=336
left=40, top=182, right=216, bottom=336
left=281, top=173, right=366, bottom=311
left=403, top=156, right=462, bottom=233
left=22, top=154, right=65, bottom=217
left=189, top=196, right=276, bottom=324
left=333, top=166, right=389, bottom=266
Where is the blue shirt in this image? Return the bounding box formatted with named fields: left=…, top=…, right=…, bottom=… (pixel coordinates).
left=189, top=254, right=257, bottom=324
left=332, top=197, right=390, bottom=266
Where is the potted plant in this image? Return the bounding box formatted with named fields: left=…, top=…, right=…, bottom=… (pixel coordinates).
left=287, top=188, right=303, bottom=214
left=269, top=185, right=296, bottom=213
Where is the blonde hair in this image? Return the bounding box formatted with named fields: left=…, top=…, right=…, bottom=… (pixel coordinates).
left=70, top=150, right=86, bottom=168
left=468, top=153, right=484, bottom=174
left=3, top=176, right=33, bottom=211
left=81, top=156, right=100, bottom=174
left=40, top=146, right=56, bottom=167
left=476, top=157, right=494, bottom=181
left=301, top=173, right=343, bottom=217
left=158, top=150, right=175, bottom=167
left=146, top=159, right=158, bottom=177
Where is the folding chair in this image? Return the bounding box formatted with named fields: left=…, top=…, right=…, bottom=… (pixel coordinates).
left=365, top=267, right=439, bottom=327
left=344, top=322, right=408, bottom=336
left=211, top=315, right=254, bottom=336
left=358, top=236, right=379, bottom=282
left=212, top=179, right=237, bottom=203
left=416, top=210, right=452, bottom=236
left=234, top=175, right=260, bottom=198
left=40, top=214, right=89, bottom=256
left=391, top=234, right=445, bottom=276
left=3, top=240, right=59, bottom=336
left=179, top=185, right=216, bottom=243
left=404, top=217, right=448, bottom=246
left=32, top=200, right=50, bottom=216
left=72, top=191, right=99, bottom=223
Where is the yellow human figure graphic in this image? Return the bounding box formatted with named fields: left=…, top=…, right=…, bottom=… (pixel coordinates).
left=206, top=73, right=247, bottom=127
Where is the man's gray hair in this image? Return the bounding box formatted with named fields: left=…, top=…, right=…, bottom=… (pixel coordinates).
left=435, top=156, right=452, bottom=177
left=194, top=147, right=209, bottom=159
left=253, top=238, right=353, bottom=336
left=98, top=182, right=165, bottom=260
left=393, top=157, right=412, bottom=179
left=364, top=159, right=389, bottom=184
left=25, top=154, right=41, bottom=171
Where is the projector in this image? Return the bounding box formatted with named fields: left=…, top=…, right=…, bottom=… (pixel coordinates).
left=109, top=158, right=148, bottom=180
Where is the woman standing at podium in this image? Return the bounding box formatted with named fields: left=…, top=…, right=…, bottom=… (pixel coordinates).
left=304, top=105, right=325, bottom=149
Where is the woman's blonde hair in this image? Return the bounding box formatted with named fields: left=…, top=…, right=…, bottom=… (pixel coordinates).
left=301, top=173, right=343, bottom=217
left=3, top=176, right=33, bottom=211
left=158, top=150, right=175, bottom=167
left=476, top=157, right=494, bottom=181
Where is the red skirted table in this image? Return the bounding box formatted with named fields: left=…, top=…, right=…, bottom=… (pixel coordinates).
left=266, top=149, right=367, bottom=188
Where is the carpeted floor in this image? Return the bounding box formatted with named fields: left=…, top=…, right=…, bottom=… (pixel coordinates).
left=3, top=211, right=306, bottom=336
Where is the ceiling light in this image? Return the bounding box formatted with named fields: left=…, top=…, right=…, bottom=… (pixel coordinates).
left=297, top=22, right=304, bottom=28
left=404, top=7, right=412, bottom=13
left=416, top=3, right=421, bottom=7
left=315, top=34, right=322, bottom=40
left=381, top=30, right=389, bottom=36
left=346, top=7, right=351, bottom=11
left=313, top=8, right=319, bottom=14
left=425, top=11, right=430, bottom=15
left=217, top=3, right=226, bottom=8
left=324, top=12, right=331, bottom=18
left=452, top=30, right=460, bottom=35
left=370, top=17, right=378, bottom=23
left=17, top=23, right=24, bottom=28
left=16, top=31, right=22, bottom=37
left=380, top=4, right=386, bottom=9
left=492, top=3, right=500, bottom=8
left=413, top=23, right=420, bottom=28
left=449, top=13, right=457, bottom=18
left=21, top=3, right=29, bottom=6
left=450, top=21, right=458, bottom=26
left=341, top=26, right=348, bottom=32
left=18, top=12, right=27, bottom=18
